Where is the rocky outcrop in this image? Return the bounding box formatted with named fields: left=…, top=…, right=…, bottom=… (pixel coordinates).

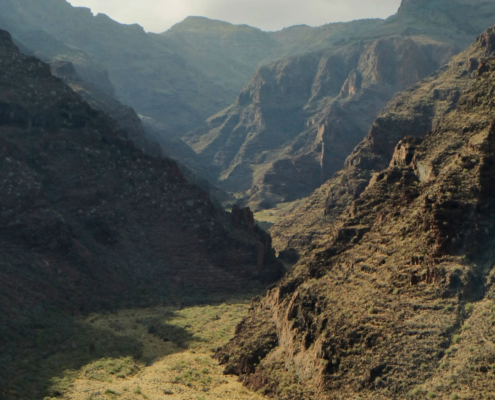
left=0, top=29, right=284, bottom=397
left=187, top=0, right=495, bottom=211
left=219, top=27, right=495, bottom=399
left=271, top=26, right=495, bottom=255
left=187, top=33, right=457, bottom=210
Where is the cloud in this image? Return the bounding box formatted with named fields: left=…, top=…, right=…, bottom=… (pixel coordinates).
left=67, top=0, right=402, bottom=33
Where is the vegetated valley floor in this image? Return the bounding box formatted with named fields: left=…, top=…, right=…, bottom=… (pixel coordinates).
left=32, top=300, right=267, bottom=400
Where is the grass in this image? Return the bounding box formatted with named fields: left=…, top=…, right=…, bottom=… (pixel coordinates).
left=6, top=302, right=266, bottom=400
left=253, top=199, right=305, bottom=229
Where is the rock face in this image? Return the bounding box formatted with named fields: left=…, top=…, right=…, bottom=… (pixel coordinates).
left=271, top=24, right=495, bottom=256
left=186, top=0, right=495, bottom=211
left=218, top=27, right=495, bottom=399
left=0, top=29, right=284, bottom=395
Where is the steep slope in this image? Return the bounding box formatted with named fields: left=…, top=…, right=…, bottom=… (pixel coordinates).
left=0, top=29, right=283, bottom=397
left=187, top=0, right=495, bottom=211
left=155, top=17, right=279, bottom=102
left=48, top=59, right=228, bottom=205
left=0, top=0, right=231, bottom=135
left=218, top=27, right=495, bottom=399
left=49, top=59, right=161, bottom=156
left=271, top=19, right=495, bottom=257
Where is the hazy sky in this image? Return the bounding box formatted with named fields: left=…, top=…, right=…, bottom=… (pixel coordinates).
left=67, top=0, right=402, bottom=33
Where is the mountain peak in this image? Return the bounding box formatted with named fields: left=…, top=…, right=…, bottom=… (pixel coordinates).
left=398, top=0, right=429, bottom=13
left=167, top=16, right=235, bottom=32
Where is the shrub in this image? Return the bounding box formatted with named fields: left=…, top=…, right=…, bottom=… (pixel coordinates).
left=427, top=392, right=436, bottom=399
left=465, top=303, right=474, bottom=314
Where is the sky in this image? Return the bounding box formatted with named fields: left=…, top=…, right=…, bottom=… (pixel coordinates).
left=67, top=0, right=402, bottom=33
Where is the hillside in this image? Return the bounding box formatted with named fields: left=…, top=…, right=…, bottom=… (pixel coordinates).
left=0, top=29, right=283, bottom=399
left=186, top=0, right=495, bottom=211
left=218, top=26, right=495, bottom=399
left=0, top=0, right=230, bottom=135
left=270, top=13, right=492, bottom=257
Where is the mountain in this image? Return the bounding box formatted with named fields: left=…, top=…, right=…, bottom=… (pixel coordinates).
left=0, top=0, right=391, bottom=202
left=217, top=26, right=495, bottom=399
left=0, top=29, right=284, bottom=398
left=271, top=15, right=490, bottom=258
left=0, top=0, right=231, bottom=135
left=0, top=0, right=382, bottom=141
left=156, top=16, right=383, bottom=103
left=186, top=0, right=495, bottom=211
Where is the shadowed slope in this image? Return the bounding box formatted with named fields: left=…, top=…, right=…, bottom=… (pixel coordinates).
left=0, top=28, right=284, bottom=397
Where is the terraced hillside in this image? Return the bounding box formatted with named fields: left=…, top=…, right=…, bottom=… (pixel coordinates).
left=219, top=26, right=495, bottom=399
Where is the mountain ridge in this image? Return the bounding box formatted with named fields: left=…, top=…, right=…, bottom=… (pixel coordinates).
left=217, top=26, right=495, bottom=399
left=186, top=0, right=495, bottom=212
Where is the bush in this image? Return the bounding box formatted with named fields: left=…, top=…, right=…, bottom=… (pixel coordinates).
left=465, top=303, right=475, bottom=314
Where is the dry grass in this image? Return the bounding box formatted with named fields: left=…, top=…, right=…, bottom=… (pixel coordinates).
left=43, top=303, right=266, bottom=400
left=254, top=200, right=305, bottom=230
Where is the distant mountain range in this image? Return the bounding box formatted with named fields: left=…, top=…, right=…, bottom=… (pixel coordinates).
left=186, top=0, right=495, bottom=210
left=4, top=1, right=494, bottom=212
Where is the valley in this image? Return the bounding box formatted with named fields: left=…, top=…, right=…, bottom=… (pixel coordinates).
left=6, top=300, right=266, bottom=400
left=1, top=0, right=495, bottom=399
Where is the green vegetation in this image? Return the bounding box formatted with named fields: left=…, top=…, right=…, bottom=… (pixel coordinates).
left=0, top=300, right=255, bottom=400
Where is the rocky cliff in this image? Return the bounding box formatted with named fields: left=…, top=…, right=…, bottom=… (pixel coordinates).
left=186, top=0, right=495, bottom=211
left=0, top=29, right=284, bottom=397
left=218, top=27, right=495, bottom=399
left=271, top=19, right=495, bottom=257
